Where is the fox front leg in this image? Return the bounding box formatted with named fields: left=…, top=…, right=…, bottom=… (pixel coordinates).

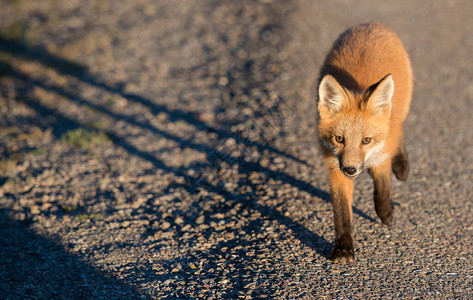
left=370, top=160, right=394, bottom=226
left=329, top=168, right=355, bottom=263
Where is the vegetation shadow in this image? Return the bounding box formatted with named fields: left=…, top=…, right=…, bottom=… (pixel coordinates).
left=0, top=209, right=146, bottom=299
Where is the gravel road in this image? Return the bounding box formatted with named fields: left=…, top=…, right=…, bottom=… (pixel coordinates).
left=1, top=0, right=472, bottom=298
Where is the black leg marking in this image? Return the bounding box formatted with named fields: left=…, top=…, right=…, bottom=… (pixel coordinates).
left=392, top=142, right=409, bottom=181
left=373, top=175, right=394, bottom=226
left=330, top=179, right=355, bottom=263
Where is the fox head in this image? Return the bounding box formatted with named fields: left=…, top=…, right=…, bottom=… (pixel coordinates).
left=317, top=74, right=394, bottom=179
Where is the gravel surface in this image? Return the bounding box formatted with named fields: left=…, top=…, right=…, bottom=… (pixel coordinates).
left=1, top=0, right=472, bottom=298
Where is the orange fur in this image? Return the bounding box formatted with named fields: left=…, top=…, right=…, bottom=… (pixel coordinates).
left=317, top=23, right=413, bottom=263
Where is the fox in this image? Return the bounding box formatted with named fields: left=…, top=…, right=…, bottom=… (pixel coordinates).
left=317, top=22, right=413, bottom=263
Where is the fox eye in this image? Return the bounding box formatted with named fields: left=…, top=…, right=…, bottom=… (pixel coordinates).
left=335, top=136, right=344, bottom=143
left=362, top=137, right=372, bottom=144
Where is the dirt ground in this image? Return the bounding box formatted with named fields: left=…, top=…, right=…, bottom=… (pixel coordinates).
left=1, top=0, right=472, bottom=298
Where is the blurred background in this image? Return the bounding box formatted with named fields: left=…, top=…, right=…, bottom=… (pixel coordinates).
left=1, top=0, right=472, bottom=298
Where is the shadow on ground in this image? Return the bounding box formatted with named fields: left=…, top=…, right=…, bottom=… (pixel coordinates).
left=0, top=35, right=334, bottom=297
left=0, top=209, right=146, bottom=299
left=0, top=3, right=376, bottom=296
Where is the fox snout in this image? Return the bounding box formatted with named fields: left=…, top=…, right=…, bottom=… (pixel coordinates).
left=338, top=150, right=364, bottom=179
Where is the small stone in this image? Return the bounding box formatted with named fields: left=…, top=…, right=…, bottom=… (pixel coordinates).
left=213, top=213, right=225, bottom=219
left=30, top=205, right=41, bottom=215
left=218, top=77, right=229, bottom=86
left=196, top=215, right=205, bottom=224
left=198, top=112, right=214, bottom=123
left=162, top=221, right=171, bottom=230
left=139, top=220, right=150, bottom=226
left=41, top=202, right=52, bottom=210
left=199, top=224, right=210, bottom=230
left=181, top=224, right=192, bottom=231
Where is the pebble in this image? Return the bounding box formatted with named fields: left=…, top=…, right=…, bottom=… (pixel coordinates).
left=218, top=77, right=229, bottom=86
left=196, top=215, right=205, bottom=224
left=181, top=224, right=192, bottom=231
left=213, top=213, right=225, bottom=219
left=30, top=205, right=41, bottom=215
left=161, top=222, right=171, bottom=230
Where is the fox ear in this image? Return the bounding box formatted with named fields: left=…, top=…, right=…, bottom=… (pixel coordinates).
left=318, top=75, right=348, bottom=115
left=365, top=74, right=394, bottom=115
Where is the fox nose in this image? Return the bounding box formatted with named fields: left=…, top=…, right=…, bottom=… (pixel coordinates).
left=342, top=166, right=357, bottom=176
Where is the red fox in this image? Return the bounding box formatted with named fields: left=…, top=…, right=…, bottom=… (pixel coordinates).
left=317, top=23, right=413, bottom=263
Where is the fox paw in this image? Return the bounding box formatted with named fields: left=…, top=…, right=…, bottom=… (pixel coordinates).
left=330, top=247, right=355, bottom=264
left=375, top=199, right=394, bottom=227
left=379, top=212, right=393, bottom=226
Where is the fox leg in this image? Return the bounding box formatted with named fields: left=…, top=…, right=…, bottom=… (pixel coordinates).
left=370, top=160, right=394, bottom=226
left=392, top=138, right=409, bottom=181
left=329, top=168, right=354, bottom=263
